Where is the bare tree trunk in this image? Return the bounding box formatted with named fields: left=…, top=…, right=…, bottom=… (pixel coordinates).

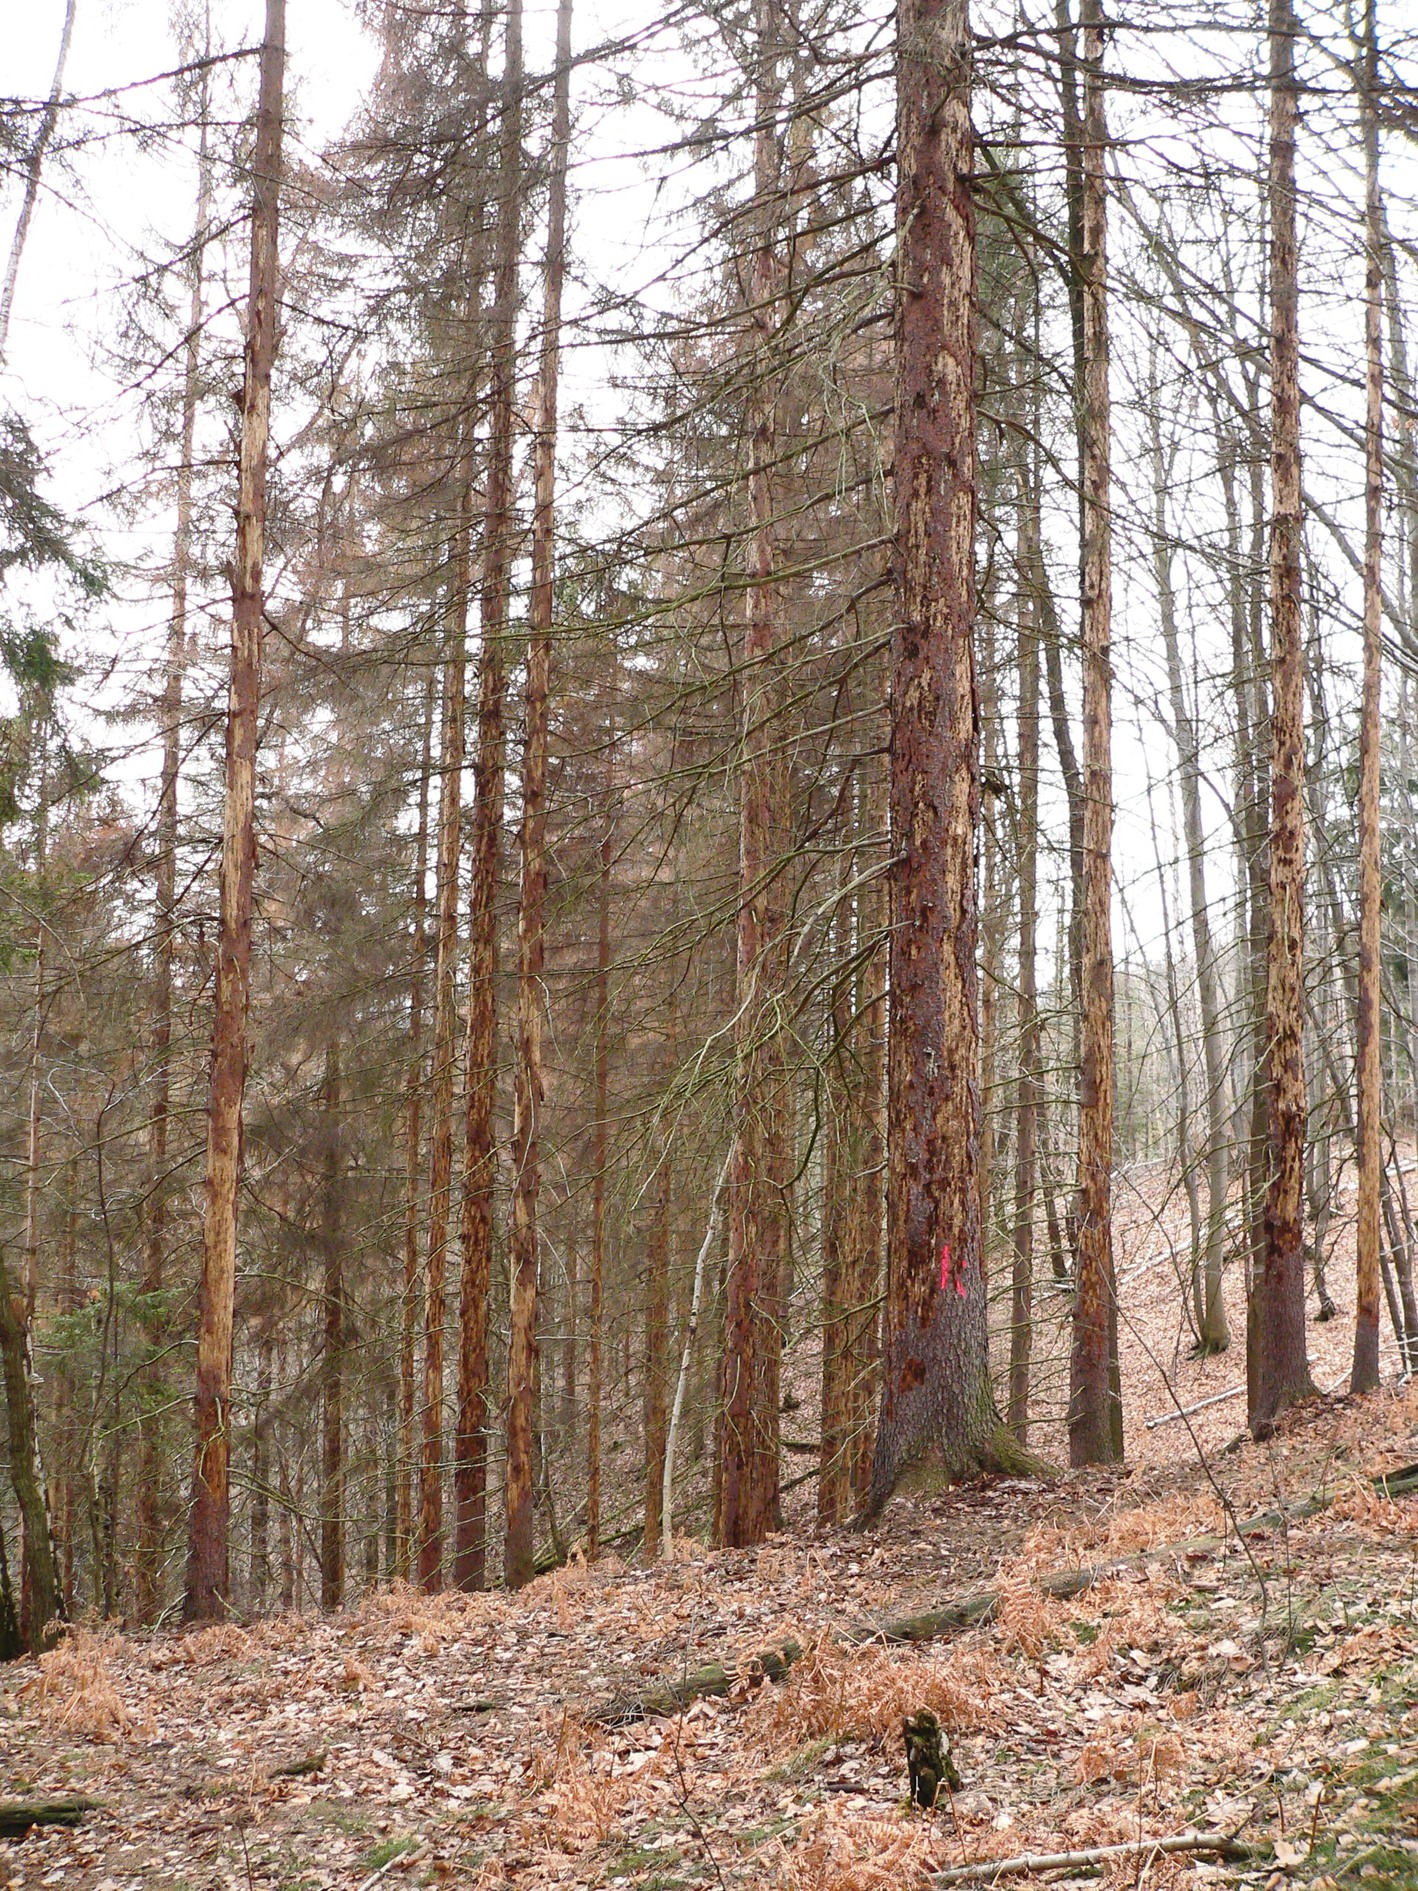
left=1151, top=414, right=1230, bottom=1354
left=397, top=673, right=434, bottom=1577
left=1068, top=0, right=1122, bottom=1466
left=0, top=1244, right=61, bottom=1648
left=663, top=1148, right=730, bottom=1548
left=138, top=74, right=212, bottom=1624
left=185, top=0, right=285, bottom=1622
left=320, top=1045, right=345, bottom=1611
left=1352, top=0, right=1384, bottom=1395
left=1010, top=451, right=1042, bottom=1442
left=249, top=1333, right=271, bottom=1607
left=454, top=0, right=525, bottom=1595
left=417, top=559, right=468, bottom=1594
left=867, top=0, right=1001, bottom=1511
left=1251, top=0, right=1315, bottom=1436
left=718, top=0, right=791, bottom=1549
left=586, top=725, right=613, bottom=1559
left=504, top=0, right=570, bottom=1591
left=0, top=0, right=78, bottom=359
left=643, top=1156, right=671, bottom=1558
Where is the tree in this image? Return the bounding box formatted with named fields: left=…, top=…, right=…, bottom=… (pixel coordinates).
left=1250, top=0, right=1316, bottom=1438
left=185, top=0, right=285, bottom=1622
left=1351, top=0, right=1383, bottom=1397
left=1067, top=0, right=1122, bottom=1466
left=505, top=0, right=572, bottom=1591
left=866, top=0, right=1000, bottom=1510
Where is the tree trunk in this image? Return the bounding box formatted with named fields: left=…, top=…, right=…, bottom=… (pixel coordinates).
left=1352, top=0, right=1384, bottom=1396
left=718, top=0, right=791, bottom=1549
left=643, top=1155, right=671, bottom=1558
left=0, top=0, right=78, bottom=359
left=1251, top=0, right=1315, bottom=1436
left=139, top=75, right=212, bottom=1624
left=418, top=562, right=468, bottom=1593
left=0, top=1245, right=61, bottom=1649
left=1068, top=0, right=1122, bottom=1466
left=185, top=0, right=285, bottom=1622
left=505, top=0, right=569, bottom=1591
left=1010, top=450, right=1042, bottom=1442
left=397, top=672, right=434, bottom=1577
left=586, top=721, right=613, bottom=1559
left=1151, top=414, right=1230, bottom=1354
left=867, top=0, right=999, bottom=1512
left=320, top=1045, right=345, bottom=1612
left=454, top=0, right=525, bottom=1595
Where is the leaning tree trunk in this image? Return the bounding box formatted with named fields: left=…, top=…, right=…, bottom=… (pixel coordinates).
left=455, top=0, right=525, bottom=1595
left=1352, top=0, right=1384, bottom=1396
left=185, top=0, right=285, bottom=1622
left=1068, top=0, right=1122, bottom=1466
left=866, top=0, right=1002, bottom=1512
left=1251, top=0, right=1315, bottom=1436
left=504, top=0, right=570, bottom=1592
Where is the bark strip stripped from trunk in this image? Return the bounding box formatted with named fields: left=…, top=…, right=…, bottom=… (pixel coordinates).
left=867, top=0, right=1000, bottom=1511
left=1252, top=0, right=1315, bottom=1436
left=184, top=0, right=285, bottom=1622
left=1352, top=0, right=1384, bottom=1396
left=504, top=0, right=571, bottom=1592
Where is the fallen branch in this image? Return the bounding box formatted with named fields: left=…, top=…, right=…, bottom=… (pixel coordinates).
left=1145, top=1383, right=1245, bottom=1430
left=931, top=1829, right=1264, bottom=1884
left=0, top=1795, right=99, bottom=1837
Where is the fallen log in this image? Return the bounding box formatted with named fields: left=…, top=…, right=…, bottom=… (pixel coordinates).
left=931, top=1830, right=1264, bottom=1884
left=0, top=1795, right=99, bottom=1838
left=590, top=1473, right=1407, bottom=1725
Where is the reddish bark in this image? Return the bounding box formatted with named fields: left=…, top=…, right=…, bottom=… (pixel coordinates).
left=866, top=0, right=997, bottom=1510
left=185, top=0, right=284, bottom=1622
left=1068, top=0, right=1122, bottom=1466
left=454, top=0, right=524, bottom=1593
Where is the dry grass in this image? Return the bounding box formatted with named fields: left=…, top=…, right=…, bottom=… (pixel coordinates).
left=773, top=1804, right=944, bottom=1891
left=21, top=1627, right=140, bottom=1742
left=747, top=1633, right=1006, bottom=1752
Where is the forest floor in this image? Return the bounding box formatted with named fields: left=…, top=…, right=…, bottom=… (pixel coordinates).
left=4, top=1375, right=1418, bottom=1891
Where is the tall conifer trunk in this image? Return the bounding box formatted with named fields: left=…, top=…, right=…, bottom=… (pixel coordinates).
left=320, top=1045, right=345, bottom=1611
left=1067, top=0, right=1122, bottom=1465
left=1251, top=0, right=1316, bottom=1435
left=504, top=0, right=571, bottom=1590
left=397, top=673, right=434, bottom=1575
left=185, top=0, right=285, bottom=1621
left=455, top=0, right=525, bottom=1592
left=867, top=0, right=1000, bottom=1510
left=417, top=543, right=468, bottom=1592
left=718, top=0, right=791, bottom=1549
left=139, top=72, right=212, bottom=1623
left=1352, top=0, right=1384, bottom=1396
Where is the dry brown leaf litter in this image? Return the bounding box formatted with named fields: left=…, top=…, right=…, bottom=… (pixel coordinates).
left=1, top=1386, right=1417, bottom=1888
